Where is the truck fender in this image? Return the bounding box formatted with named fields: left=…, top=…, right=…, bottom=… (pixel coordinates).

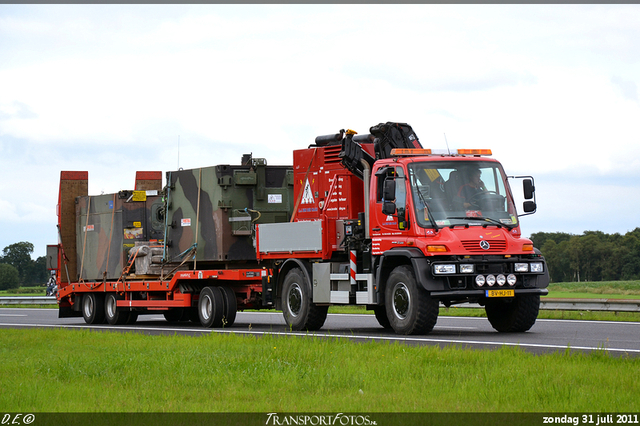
left=375, top=248, right=445, bottom=300
left=273, top=258, right=312, bottom=310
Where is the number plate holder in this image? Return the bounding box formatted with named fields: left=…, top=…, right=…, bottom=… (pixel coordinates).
left=486, top=289, right=515, bottom=298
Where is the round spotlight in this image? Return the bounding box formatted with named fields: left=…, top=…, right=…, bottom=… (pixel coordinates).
left=497, top=274, right=506, bottom=286
left=507, top=274, right=517, bottom=286
left=486, top=275, right=496, bottom=287
left=475, top=275, right=485, bottom=287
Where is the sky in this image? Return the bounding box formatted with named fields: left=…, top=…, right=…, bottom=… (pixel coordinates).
left=1, top=4, right=640, bottom=259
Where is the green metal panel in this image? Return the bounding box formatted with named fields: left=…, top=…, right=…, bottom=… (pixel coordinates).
left=164, top=158, right=293, bottom=265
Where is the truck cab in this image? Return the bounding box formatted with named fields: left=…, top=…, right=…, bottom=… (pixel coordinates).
left=369, top=148, right=548, bottom=333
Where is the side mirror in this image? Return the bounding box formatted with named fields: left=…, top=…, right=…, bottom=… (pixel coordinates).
left=382, top=201, right=396, bottom=216
left=381, top=178, right=397, bottom=215
left=382, top=177, right=395, bottom=201
left=523, top=179, right=535, bottom=200
left=523, top=201, right=536, bottom=213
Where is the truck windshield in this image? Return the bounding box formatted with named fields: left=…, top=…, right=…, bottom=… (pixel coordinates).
left=407, top=160, right=518, bottom=229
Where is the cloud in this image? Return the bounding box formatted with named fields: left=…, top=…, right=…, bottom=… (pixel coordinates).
left=611, top=76, right=639, bottom=103
left=0, top=101, right=38, bottom=121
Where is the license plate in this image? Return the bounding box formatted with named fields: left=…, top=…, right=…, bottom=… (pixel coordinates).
left=486, top=289, right=515, bottom=298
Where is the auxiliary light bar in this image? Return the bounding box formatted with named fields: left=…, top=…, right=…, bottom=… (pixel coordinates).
left=390, top=148, right=492, bottom=157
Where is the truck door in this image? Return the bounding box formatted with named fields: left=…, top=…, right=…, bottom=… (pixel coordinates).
left=371, top=166, right=410, bottom=236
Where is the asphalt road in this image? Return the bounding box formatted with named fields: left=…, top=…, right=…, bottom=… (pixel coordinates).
left=1, top=308, right=639, bottom=357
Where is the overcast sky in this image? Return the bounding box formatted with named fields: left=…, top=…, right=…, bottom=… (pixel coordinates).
left=1, top=4, right=640, bottom=259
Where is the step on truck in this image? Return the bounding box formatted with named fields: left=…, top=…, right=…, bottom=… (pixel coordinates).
left=48, top=122, right=549, bottom=335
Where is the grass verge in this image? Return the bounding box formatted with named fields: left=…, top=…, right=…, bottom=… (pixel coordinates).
left=0, top=327, right=639, bottom=413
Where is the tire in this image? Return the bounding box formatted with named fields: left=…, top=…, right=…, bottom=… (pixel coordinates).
left=82, top=293, right=106, bottom=325
left=105, top=293, right=130, bottom=325
left=219, top=286, right=238, bottom=327
left=126, top=312, right=139, bottom=325
left=373, top=305, right=392, bottom=329
left=163, top=308, right=184, bottom=323
left=181, top=307, right=200, bottom=323
left=384, top=265, right=438, bottom=335
left=485, top=294, right=540, bottom=332
left=281, top=267, right=328, bottom=331
left=198, top=286, right=224, bottom=328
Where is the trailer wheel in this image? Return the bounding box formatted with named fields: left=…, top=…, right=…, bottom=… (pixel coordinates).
left=163, top=308, right=184, bottom=323
left=199, top=286, right=224, bottom=328
left=281, top=268, right=327, bottom=331
left=126, top=312, right=139, bottom=325
left=182, top=307, right=200, bottom=323
left=219, top=286, right=237, bottom=327
left=105, top=293, right=130, bottom=325
left=82, top=293, right=106, bottom=325
left=485, top=294, right=540, bottom=332
left=385, top=265, right=438, bottom=335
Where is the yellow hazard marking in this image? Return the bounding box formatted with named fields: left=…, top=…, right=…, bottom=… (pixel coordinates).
left=132, top=190, right=147, bottom=202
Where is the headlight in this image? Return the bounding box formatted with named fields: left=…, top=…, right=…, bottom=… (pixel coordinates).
left=514, top=263, right=529, bottom=272
left=486, top=274, right=496, bottom=286
left=530, top=262, right=544, bottom=273
left=460, top=264, right=474, bottom=274
left=475, top=275, right=485, bottom=287
left=507, top=274, right=517, bottom=286
left=496, top=274, right=506, bottom=286
left=434, top=264, right=456, bottom=274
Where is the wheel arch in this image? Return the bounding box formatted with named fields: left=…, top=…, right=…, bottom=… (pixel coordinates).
left=375, top=248, right=423, bottom=303
left=273, top=258, right=312, bottom=310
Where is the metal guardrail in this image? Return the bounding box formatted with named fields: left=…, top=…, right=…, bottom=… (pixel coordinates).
left=1, top=296, right=640, bottom=312
left=0, top=296, right=57, bottom=305
left=450, top=298, right=640, bottom=313
left=540, top=298, right=640, bottom=312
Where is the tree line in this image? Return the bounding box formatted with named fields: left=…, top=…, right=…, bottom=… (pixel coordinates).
left=0, top=242, right=49, bottom=290
left=531, top=228, right=640, bottom=283
left=2, top=230, right=639, bottom=289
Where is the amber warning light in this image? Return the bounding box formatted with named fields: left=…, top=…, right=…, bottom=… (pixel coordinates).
left=457, top=149, right=492, bottom=156
left=390, top=148, right=433, bottom=156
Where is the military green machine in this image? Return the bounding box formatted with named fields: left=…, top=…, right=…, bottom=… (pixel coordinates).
left=164, top=155, right=293, bottom=266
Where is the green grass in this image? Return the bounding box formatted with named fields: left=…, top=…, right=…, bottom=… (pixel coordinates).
left=548, top=280, right=640, bottom=297
left=0, top=286, right=46, bottom=296
left=0, top=327, right=638, bottom=413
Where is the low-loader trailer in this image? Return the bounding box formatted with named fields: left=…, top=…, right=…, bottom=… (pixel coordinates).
left=49, top=122, right=549, bottom=334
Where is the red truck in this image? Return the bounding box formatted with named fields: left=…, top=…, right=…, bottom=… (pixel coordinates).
left=49, top=122, right=548, bottom=335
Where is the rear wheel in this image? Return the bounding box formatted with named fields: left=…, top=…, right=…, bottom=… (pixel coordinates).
left=373, top=305, right=392, bottom=329
left=198, top=286, right=224, bottom=328
left=281, top=268, right=327, bottom=331
left=485, top=294, right=540, bottom=332
left=105, top=293, right=130, bottom=325
left=219, top=286, right=238, bottom=327
left=82, top=293, right=106, bottom=325
left=385, top=265, right=438, bottom=335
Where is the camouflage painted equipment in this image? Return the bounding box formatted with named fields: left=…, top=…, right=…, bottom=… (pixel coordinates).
left=75, top=190, right=164, bottom=280
left=164, top=155, right=293, bottom=266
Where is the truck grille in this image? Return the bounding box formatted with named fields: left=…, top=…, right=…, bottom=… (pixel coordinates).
left=461, top=239, right=507, bottom=252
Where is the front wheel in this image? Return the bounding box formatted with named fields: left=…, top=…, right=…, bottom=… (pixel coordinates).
left=385, top=265, right=438, bottom=335
left=281, top=267, right=327, bottom=331
left=485, top=294, right=540, bottom=332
